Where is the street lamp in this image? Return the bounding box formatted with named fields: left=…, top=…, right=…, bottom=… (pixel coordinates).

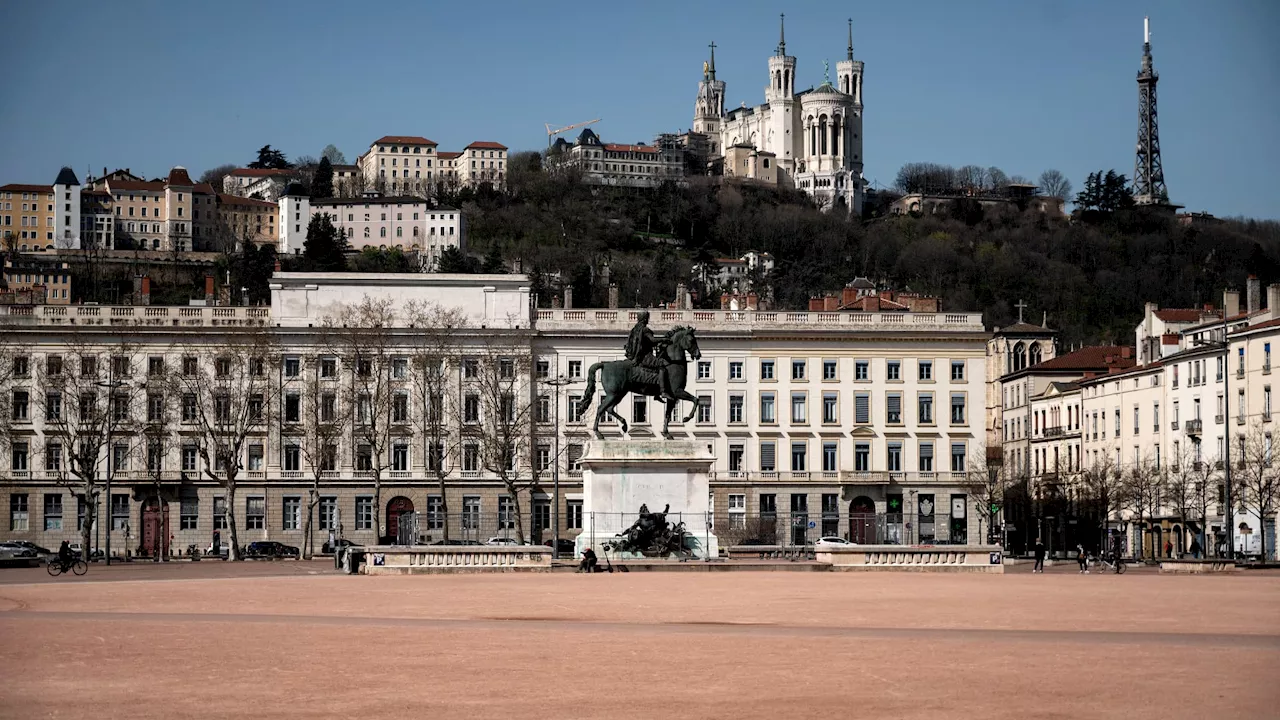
left=545, top=373, right=573, bottom=559
left=97, top=377, right=129, bottom=567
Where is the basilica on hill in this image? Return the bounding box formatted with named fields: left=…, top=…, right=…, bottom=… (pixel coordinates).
left=694, top=15, right=866, bottom=214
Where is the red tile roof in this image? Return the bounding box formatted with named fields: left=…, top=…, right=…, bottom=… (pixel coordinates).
left=1032, top=345, right=1136, bottom=372
left=373, top=135, right=437, bottom=146
left=604, top=144, right=660, bottom=154
left=1154, top=308, right=1217, bottom=323
left=218, top=194, right=277, bottom=208
left=166, top=167, right=195, bottom=187
left=193, top=183, right=216, bottom=194
left=1, top=184, right=53, bottom=193
left=228, top=168, right=293, bottom=178
left=465, top=141, right=507, bottom=150
left=1233, top=316, right=1280, bottom=334
left=438, top=151, right=462, bottom=160
left=107, top=180, right=165, bottom=192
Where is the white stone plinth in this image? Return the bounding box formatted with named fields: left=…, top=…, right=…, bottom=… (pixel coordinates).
left=575, top=439, right=718, bottom=559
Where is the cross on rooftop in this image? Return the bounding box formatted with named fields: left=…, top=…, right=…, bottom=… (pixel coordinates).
left=1015, top=299, right=1028, bottom=323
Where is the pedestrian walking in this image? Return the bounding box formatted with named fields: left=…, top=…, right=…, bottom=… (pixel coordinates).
left=212, top=529, right=221, bottom=556
left=1033, top=539, right=1046, bottom=573
left=1164, top=540, right=1172, bottom=558
left=1077, top=543, right=1089, bottom=573
left=1190, top=537, right=1202, bottom=559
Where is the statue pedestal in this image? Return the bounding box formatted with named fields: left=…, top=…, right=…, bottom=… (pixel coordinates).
left=575, top=439, right=718, bottom=560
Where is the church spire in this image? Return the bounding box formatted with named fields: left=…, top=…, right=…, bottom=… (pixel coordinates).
left=709, top=41, right=717, bottom=80
left=847, top=18, right=853, bottom=60
left=776, top=13, right=786, bottom=57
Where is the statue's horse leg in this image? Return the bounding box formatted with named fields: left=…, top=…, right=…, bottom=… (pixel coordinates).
left=600, top=388, right=629, bottom=434
left=672, top=387, right=701, bottom=423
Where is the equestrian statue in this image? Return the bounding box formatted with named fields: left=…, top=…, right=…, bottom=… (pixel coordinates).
left=578, top=311, right=702, bottom=436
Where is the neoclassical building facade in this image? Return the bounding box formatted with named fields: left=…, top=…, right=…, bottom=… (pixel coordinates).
left=695, top=17, right=866, bottom=213
left=0, top=274, right=989, bottom=557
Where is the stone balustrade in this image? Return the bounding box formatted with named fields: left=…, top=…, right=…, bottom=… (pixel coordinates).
left=359, top=545, right=554, bottom=574
left=535, top=308, right=985, bottom=333
left=0, top=304, right=270, bottom=327
left=815, top=544, right=1004, bottom=573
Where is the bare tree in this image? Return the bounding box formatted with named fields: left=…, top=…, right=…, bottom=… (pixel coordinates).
left=323, top=297, right=398, bottom=541
left=140, top=361, right=176, bottom=558
left=321, top=144, right=347, bottom=165
left=1078, top=455, right=1128, bottom=553
left=956, top=165, right=987, bottom=193
left=1164, top=442, right=1216, bottom=556
left=169, top=329, right=278, bottom=561
left=1234, top=423, right=1280, bottom=560
left=471, top=336, right=536, bottom=544
left=1038, top=169, right=1072, bottom=199
left=965, top=450, right=1012, bottom=545
left=291, top=351, right=352, bottom=559
left=35, top=340, right=139, bottom=561
left=405, top=300, right=469, bottom=543
left=1121, top=456, right=1163, bottom=559
left=199, top=164, right=238, bottom=193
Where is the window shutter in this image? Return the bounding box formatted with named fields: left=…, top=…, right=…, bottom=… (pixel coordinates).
left=760, top=442, right=776, bottom=471
left=887, top=394, right=902, bottom=418
left=855, top=394, right=870, bottom=424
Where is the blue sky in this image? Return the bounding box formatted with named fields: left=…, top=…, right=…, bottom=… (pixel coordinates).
left=1, top=0, right=1276, bottom=218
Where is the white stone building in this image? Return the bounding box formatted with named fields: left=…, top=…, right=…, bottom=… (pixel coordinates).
left=277, top=188, right=463, bottom=270
left=694, top=17, right=866, bottom=213
left=547, top=128, right=685, bottom=189
left=0, top=275, right=990, bottom=558
left=356, top=136, right=508, bottom=196
left=222, top=169, right=293, bottom=201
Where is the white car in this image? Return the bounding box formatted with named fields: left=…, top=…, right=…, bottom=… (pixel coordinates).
left=815, top=536, right=853, bottom=547
left=484, top=537, right=519, bottom=546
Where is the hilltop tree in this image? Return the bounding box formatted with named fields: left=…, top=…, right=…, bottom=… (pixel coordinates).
left=321, top=144, right=347, bottom=165
left=1075, top=170, right=1134, bottom=213
left=311, top=157, right=335, bottom=200
left=481, top=244, right=506, bottom=273
left=248, top=145, right=291, bottom=170
left=302, top=214, right=348, bottom=272
left=199, top=164, right=238, bottom=192
left=1038, top=169, right=1072, bottom=199
left=437, top=246, right=476, bottom=273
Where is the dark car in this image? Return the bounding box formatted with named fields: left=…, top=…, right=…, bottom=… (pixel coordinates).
left=322, top=538, right=358, bottom=554
left=244, top=541, right=300, bottom=559
left=543, top=538, right=577, bottom=555
left=430, top=539, right=482, bottom=546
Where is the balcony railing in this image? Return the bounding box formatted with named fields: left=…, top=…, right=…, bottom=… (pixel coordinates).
left=710, top=471, right=961, bottom=485
left=0, top=304, right=270, bottom=327
left=1215, top=414, right=1225, bottom=424
left=1184, top=419, right=1203, bottom=435
left=535, top=308, right=985, bottom=332
left=1043, top=426, right=1065, bottom=438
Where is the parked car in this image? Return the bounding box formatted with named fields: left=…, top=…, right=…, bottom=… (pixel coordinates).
left=543, top=538, right=577, bottom=555
left=67, top=543, right=106, bottom=560
left=484, top=537, right=520, bottom=546
left=815, top=536, right=853, bottom=547
left=322, top=538, right=358, bottom=554
left=429, top=539, right=482, bottom=546
left=0, top=542, right=37, bottom=558
left=5, top=541, right=53, bottom=557
left=203, top=542, right=229, bottom=559
left=244, top=541, right=300, bottom=559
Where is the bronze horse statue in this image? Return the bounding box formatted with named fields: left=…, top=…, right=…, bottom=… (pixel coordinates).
left=579, top=325, right=702, bottom=436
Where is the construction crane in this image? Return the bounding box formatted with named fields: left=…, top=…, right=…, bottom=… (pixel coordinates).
left=546, top=119, right=601, bottom=148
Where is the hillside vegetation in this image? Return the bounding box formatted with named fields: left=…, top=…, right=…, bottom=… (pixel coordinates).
left=448, top=157, right=1280, bottom=345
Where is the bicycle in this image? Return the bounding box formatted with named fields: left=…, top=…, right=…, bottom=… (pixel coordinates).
left=46, top=557, right=88, bottom=577
left=1088, top=554, right=1127, bottom=574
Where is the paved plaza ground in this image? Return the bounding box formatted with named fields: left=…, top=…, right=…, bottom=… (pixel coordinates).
left=0, top=560, right=1277, bottom=719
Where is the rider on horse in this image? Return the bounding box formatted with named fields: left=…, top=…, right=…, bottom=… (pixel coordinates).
left=624, top=311, right=674, bottom=403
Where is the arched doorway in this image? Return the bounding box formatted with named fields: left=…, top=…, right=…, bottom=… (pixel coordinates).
left=386, top=496, right=414, bottom=544
left=141, top=497, right=170, bottom=559
left=1172, top=525, right=1183, bottom=558
left=849, top=496, right=876, bottom=544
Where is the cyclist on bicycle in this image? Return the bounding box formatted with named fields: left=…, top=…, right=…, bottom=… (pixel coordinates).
left=57, top=540, right=73, bottom=571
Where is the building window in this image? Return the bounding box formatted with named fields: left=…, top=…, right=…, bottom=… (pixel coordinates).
left=355, top=497, right=374, bottom=530
left=319, top=497, right=337, bottom=530
left=791, top=359, right=806, bottom=380
left=855, top=361, right=869, bottom=381
left=392, top=443, right=409, bottom=472
left=919, top=442, right=934, bottom=472
left=791, top=393, right=806, bottom=423
left=951, top=361, right=965, bottom=381
left=282, top=497, right=301, bottom=530
left=728, top=494, right=746, bottom=530
left=245, top=496, right=265, bottom=530
left=632, top=395, right=648, bottom=424
left=760, top=359, right=775, bottom=380
left=729, top=361, right=743, bottom=380
left=43, top=493, right=62, bottom=531
left=823, top=359, right=837, bottom=380
left=886, top=360, right=900, bottom=381
left=950, top=394, right=966, bottom=424
left=760, top=441, right=776, bottom=472
left=213, top=496, right=227, bottom=530
left=9, top=494, right=29, bottom=531
left=855, top=393, right=870, bottom=424
left=461, top=497, right=480, bottom=529
left=567, top=360, right=582, bottom=379
left=822, top=392, right=838, bottom=423
left=697, top=396, right=713, bottom=423
left=697, top=361, right=712, bottom=380
left=760, top=392, right=776, bottom=424
left=886, top=393, right=902, bottom=424
left=951, top=443, right=967, bottom=473
left=919, top=361, right=933, bottom=381
left=729, top=394, right=744, bottom=423
left=567, top=500, right=583, bottom=530
left=180, top=492, right=198, bottom=530
left=855, top=443, right=870, bottom=472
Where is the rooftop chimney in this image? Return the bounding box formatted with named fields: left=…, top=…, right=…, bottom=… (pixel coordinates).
left=676, top=282, right=688, bottom=310
left=1268, top=284, right=1280, bottom=320
left=1248, top=275, right=1261, bottom=314
left=824, top=294, right=839, bottom=312
left=809, top=296, right=824, bottom=312
left=140, top=275, right=151, bottom=306
left=563, top=286, right=573, bottom=310
left=608, top=284, right=619, bottom=310
left=1224, top=290, right=1240, bottom=318
left=204, top=274, right=215, bottom=305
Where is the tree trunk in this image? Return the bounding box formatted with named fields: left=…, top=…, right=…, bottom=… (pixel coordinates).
left=80, top=481, right=95, bottom=562
left=436, top=472, right=450, bottom=543
left=303, top=486, right=318, bottom=560
left=510, top=486, right=525, bottom=545
left=372, top=472, right=382, bottom=542
left=226, top=481, right=241, bottom=561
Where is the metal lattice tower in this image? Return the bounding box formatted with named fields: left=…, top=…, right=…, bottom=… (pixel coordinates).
left=1133, top=17, right=1168, bottom=205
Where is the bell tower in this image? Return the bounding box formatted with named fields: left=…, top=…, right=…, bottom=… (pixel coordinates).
left=694, top=41, right=726, bottom=156
left=766, top=14, right=796, bottom=103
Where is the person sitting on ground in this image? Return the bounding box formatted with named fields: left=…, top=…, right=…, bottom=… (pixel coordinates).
left=578, top=547, right=599, bottom=574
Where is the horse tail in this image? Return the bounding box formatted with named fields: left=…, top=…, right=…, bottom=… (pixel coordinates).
left=579, top=362, right=604, bottom=412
